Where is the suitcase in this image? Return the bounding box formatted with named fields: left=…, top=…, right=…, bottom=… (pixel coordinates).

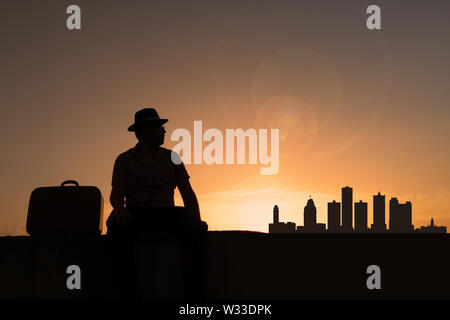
left=26, top=180, right=103, bottom=236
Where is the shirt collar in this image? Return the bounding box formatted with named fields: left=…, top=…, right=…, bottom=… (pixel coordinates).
left=133, top=142, right=162, bottom=163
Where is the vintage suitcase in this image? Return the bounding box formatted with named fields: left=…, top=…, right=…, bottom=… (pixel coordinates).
left=26, top=180, right=103, bottom=236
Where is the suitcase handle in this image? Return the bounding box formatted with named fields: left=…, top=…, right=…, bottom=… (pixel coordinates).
left=60, top=180, right=79, bottom=187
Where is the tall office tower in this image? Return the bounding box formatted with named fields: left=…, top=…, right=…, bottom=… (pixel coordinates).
left=273, top=205, right=279, bottom=224
left=341, top=186, right=353, bottom=232
left=327, top=200, right=341, bottom=232
left=355, top=200, right=368, bottom=232
left=372, top=192, right=386, bottom=232
left=389, top=198, right=414, bottom=233
left=304, top=198, right=317, bottom=230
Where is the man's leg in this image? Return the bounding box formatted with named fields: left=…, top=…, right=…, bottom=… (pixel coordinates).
left=129, top=205, right=208, bottom=300
left=167, top=207, right=208, bottom=300
left=105, top=209, right=140, bottom=299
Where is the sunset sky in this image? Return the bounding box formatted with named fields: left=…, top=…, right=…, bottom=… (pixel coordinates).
left=1, top=0, right=450, bottom=235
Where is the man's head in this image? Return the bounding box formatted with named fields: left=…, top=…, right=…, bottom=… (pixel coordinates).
left=134, top=124, right=166, bottom=145
left=128, top=108, right=168, bottom=146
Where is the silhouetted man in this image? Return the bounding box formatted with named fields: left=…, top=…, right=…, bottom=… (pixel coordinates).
left=106, top=107, right=207, bottom=300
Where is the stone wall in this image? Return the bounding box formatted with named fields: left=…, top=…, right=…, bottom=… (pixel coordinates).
left=0, top=232, right=448, bottom=299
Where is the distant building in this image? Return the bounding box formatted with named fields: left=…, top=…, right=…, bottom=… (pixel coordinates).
left=297, top=223, right=326, bottom=233
left=268, top=205, right=296, bottom=233
left=270, top=222, right=296, bottom=233
left=316, top=223, right=326, bottom=232
left=389, top=198, right=414, bottom=233
left=355, top=200, right=369, bottom=232
left=372, top=192, right=387, bottom=233
left=304, top=198, right=317, bottom=230
left=342, top=186, right=353, bottom=232
left=327, top=200, right=341, bottom=232
left=298, top=198, right=326, bottom=233
left=416, top=218, right=447, bottom=233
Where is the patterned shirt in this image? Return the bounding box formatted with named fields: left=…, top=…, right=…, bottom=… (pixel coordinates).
left=111, top=143, right=190, bottom=208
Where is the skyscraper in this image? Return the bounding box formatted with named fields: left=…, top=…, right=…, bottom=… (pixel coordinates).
left=304, top=198, right=317, bottom=230
left=327, top=200, right=341, bottom=232
left=342, top=186, right=353, bottom=232
left=372, top=192, right=386, bottom=233
left=355, top=200, right=368, bottom=232
left=273, top=205, right=279, bottom=224
left=389, top=198, right=414, bottom=233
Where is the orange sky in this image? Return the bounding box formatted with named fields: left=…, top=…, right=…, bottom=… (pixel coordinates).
left=1, top=1, right=450, bottom=235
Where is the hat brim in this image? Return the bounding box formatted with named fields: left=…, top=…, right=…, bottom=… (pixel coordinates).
left=128, top=119, right=168, bottom=131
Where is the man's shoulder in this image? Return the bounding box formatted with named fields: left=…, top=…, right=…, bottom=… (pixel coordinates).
left=114, top=146, right=181, bottom=165
left=159, top=147, right=184, bottom=165
left=115, top=147, right=136, bottom=163
left=159, top=147, right=174, bottom=156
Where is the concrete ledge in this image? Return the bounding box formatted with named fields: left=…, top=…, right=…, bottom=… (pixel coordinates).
left=0, top=232, right=449, bottom=299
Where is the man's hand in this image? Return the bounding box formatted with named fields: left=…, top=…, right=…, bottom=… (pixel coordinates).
left=107, top=207, right=132, bottom=228
left=200, top=220, right=208, bottom=232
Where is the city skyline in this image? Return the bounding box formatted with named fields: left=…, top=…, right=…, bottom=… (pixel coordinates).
left=269, top=186, right=447, bottom=233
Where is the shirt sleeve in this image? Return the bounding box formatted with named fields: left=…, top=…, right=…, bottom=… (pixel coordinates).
left=110, top=154, right=128, bottom=208
left=112, top=154, right=127, bottom=189
left=171, top=151, right=190, bottom=186
left=175, top=162, right=190, bottom=186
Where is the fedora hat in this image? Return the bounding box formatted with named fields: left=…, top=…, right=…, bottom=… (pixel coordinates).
left=127, top=108, right=168, bottom=132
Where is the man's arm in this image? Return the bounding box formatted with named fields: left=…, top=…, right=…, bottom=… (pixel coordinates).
left=109, top=155, right=131, bottom=225
left=178, top=180, right=201, bottom=220
left=110, top=184, right=125, bottom=210
left=110, top=154, right=126, bottom=209
left=173, top=152, right=201, bottom=219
